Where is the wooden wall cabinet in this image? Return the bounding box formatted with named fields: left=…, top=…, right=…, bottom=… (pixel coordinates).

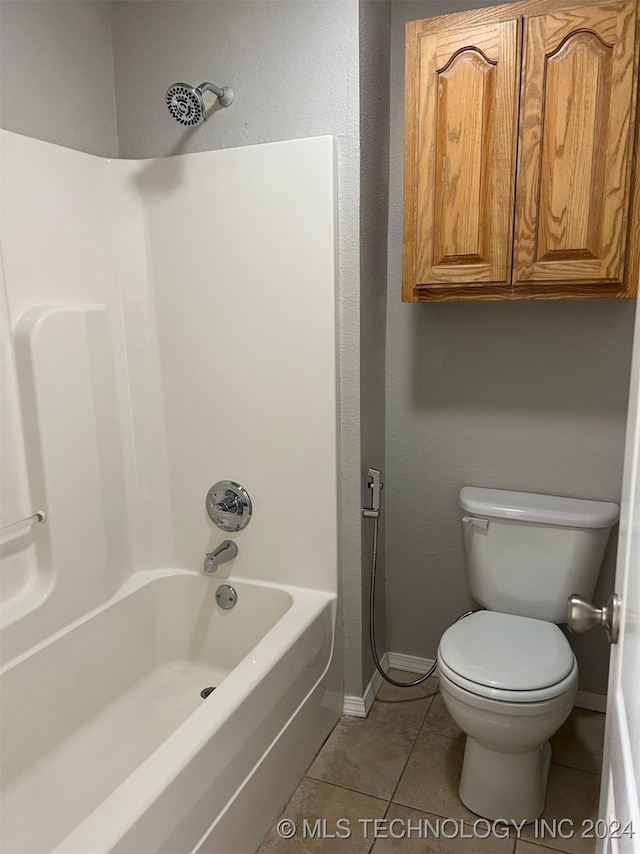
left=403, top=0, right=640, bottom=301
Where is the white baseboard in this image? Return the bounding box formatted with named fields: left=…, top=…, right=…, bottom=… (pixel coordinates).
left=343, top=653, right=389, bottom=717
left=387, top=651, right=437, bottom=675
left=342, top=695, right=369, bottom=717
left=575, top=690, right=607, bottom=713
left=345, top=651, right=607, bottom=716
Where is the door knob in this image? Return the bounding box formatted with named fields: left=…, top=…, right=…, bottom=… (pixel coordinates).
left=567, top=592, right=620, bottom=644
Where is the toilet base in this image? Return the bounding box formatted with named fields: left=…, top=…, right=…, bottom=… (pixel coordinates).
left=459, top=737, right=552, bottom=823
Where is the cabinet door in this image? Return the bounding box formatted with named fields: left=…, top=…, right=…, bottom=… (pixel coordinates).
left=513, top=2, right=638, bottom=296
left=403, top=19, right=520, bottom=301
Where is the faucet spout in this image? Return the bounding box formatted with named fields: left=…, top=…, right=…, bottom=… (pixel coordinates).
left=204, top=539, right=238, bottom=574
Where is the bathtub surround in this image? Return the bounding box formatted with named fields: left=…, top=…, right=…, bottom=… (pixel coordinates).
left=0, top=131, right=340, bottom=851
left=0, top=134, right=135, bottom=658
left=112, top=140, right=339, bottom=591
left=1, top=127, right=339, bottom=634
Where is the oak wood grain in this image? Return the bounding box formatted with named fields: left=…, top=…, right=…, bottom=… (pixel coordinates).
left=513, top=1, right=638, bottom=293
left=403, top=0, right=639, bottom=301
left=402, top=18, right=519, bottom=300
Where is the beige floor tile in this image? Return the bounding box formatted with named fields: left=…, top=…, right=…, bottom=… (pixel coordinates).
left=520, top=765, right=600, bottom=854
left=370, top=803, right=516, bottom=854
left=550, top=710, right=605, bottom=774
left=421, top=693, right=464, bottom=740
left=308, top=716, right=419, bottom=800
left=258, top=777, right=387, bottom=854
left=393, top=731, right=477, bottom=822
left=369, top=671, right=438, bottom=729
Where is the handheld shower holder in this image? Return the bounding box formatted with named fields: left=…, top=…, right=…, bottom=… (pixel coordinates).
left=362, top=468, right=383, bottom=518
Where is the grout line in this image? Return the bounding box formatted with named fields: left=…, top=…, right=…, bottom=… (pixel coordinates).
left=416, top=690, right=437, bottom=727
left=386, top=723, right=424, bottom=806
left=368, top=801, right=396, bottom=854
left=549, top=758, right=603, bottom=775
left=302, top=774, right=395, bottom=805
left=389, top=803, right=457, bottom=820
left=376, top=799, right=521, bottom=852
left=548, top=760, right=602, bottom=779
left=388, top=800, right=477, bottom=825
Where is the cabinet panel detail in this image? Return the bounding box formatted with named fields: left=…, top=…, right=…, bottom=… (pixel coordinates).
left=432, top=49, right=496, bottom=266
left=538, top=31, right=612, bottom=262
left=403, top=19, right=520, bottom=299
left=514, top=2, right=637, bottom=289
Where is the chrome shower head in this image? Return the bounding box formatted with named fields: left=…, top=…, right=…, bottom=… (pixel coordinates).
left=166, top=82, right=234, bottom=126
left=166, top=83, right=204, bottom=126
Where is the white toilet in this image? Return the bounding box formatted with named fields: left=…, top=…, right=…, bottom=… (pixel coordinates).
left=436, top=487, right=619, bottom=824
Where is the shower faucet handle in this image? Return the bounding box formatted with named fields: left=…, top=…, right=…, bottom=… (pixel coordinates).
left=206, top=481, right=252, bottom=532
left=214, top=495, right=242, bottom=517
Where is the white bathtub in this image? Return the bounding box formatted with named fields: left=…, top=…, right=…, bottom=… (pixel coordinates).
left=0, top=570, right=338, bottom=854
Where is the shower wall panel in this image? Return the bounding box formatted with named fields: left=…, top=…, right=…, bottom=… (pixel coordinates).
left=111, top=136, right=339, bottom=592
left=0, top=131, right=136, bottom=661
left=1, top=131, right=338, bottom=662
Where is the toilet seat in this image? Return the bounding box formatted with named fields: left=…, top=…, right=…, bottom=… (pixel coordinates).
left=438, top=611, right=578, bottom=703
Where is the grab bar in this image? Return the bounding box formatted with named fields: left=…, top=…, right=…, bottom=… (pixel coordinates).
left=0, top=511, right=47, bottom=535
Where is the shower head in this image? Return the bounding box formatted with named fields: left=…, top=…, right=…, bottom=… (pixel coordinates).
left=165, top=82, right=234, bottom=126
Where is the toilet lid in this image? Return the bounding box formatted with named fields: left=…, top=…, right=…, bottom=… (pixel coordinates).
left=438, top=611, right=575, bottom=691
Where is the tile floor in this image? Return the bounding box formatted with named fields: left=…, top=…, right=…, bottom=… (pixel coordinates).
left=258, top=671, right=605, bottom=854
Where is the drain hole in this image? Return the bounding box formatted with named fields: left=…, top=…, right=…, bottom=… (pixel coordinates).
left=200, top=686, right=216, bottom=699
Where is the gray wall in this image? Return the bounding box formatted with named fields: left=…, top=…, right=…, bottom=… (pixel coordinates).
left=0, top=1, right=118, bottom=157
left=359, top=0, right=391, bottom=686
left=385, top=0, right=635, bottom=695
left=111, top=1, right=357, bottom=160
left=110, top=0, right=364, bottom=696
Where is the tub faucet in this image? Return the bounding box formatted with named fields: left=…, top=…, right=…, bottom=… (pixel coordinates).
left=204, top=540, right=238, bottom=574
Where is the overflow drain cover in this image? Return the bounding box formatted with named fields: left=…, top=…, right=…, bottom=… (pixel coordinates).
left=200, top=686, right=216, bottom=699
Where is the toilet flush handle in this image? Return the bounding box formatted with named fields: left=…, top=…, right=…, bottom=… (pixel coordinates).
left=462, top=516, right=489, bottom=530
left=567, top=592, right=620, bottom=644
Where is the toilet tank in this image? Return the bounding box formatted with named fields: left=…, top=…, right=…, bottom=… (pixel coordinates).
left=459, top=487, right=619, bottom=623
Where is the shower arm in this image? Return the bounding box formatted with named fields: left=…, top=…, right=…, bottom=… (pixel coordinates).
left=197, top=82, right=234, bottom=107
left=198, top=82, right=225, bottom=99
